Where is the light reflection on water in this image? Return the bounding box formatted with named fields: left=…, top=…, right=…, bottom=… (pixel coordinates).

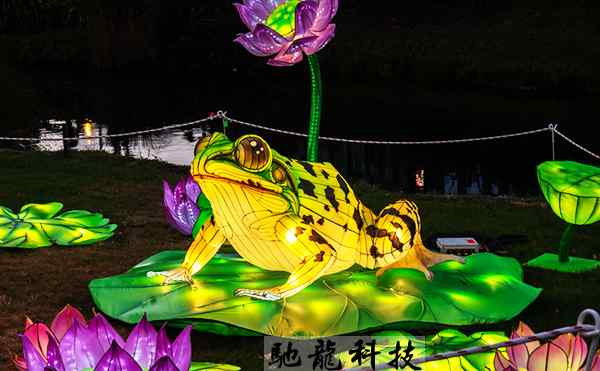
left=31, top=118, right=212, bottom=166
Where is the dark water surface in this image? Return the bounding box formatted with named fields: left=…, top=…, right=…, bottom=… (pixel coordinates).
left=2, top=68, right=599, bottom=196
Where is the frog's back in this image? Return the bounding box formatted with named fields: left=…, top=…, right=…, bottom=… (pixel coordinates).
left=287, top=159, right=369, bottom=271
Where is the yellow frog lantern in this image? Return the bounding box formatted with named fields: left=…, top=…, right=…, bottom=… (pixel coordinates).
left=150, top=132, right=463, bottom=300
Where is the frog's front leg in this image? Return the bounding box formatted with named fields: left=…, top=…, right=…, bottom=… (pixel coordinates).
left=235, top=218, right=336, bottom=301
left=147, top=221, right=225, bottom=284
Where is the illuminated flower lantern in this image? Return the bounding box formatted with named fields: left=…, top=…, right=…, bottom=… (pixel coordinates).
left=0, top=202, right=116, bottom=249
left=526, top=161, right=600, bottom=272
left=234, top=0, right=338, bottom=161
left=14, top=305, right=239, bottom=371
left=494, top=321, right=599, bottom=371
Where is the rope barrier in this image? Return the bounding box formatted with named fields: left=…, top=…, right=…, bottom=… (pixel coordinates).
left=0, top=116, right=217, bottom=141
left=343, top=308, right=600, bottom=371
left=0, top=110, right=598, bottom=160
left=554, top=127, right=600, bottom=161
left=223, top=113, right=552, bottom=145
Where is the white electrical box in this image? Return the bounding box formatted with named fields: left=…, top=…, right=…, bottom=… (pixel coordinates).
left=436, top=237, right=480, bottom=255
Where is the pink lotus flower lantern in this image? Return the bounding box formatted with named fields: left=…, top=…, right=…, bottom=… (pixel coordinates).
left=14, top=305, right=193, bottom=371
left=495, top=321, right=600, bottom=371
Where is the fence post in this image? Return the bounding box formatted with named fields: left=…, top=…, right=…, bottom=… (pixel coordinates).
left=549, top=124, right=557, bottom=160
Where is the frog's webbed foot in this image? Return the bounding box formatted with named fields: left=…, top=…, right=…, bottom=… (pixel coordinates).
left=376, top=244, right=464, bottom=280
left=147, top=267, right=193, bottom=285
left=234, top=288, right=282, bottom=301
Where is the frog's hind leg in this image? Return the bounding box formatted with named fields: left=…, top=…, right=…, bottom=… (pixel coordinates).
left=376, top=241, right=464, bottom=279
left=235, top=216, right=337, bottom=301
left=369, top=200, right=464, bottom=280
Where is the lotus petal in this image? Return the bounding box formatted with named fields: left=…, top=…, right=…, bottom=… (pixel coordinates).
left=551, top=333, right=587, bottom=370
left=240, top=0, right=271, bottom=21
left=45, top=335, right=65, bottom=371
left=21, top=335, right=47, bottom=371
left=18, top=203, right=63, bottom=219
left=592, top=351, right=600, bottom=371
left=267, top=44, right=304, bottom=66
left=0, top=205, right=18, bottom=219
left=512, top=322, right=540, bottom=354
left=184, top=176, right=201, bottom=205
left=493, top=351, right=516, bottom=371
left=234, top=3, right=265, bottom=31
left=149, top=356, right=180, bottom=371
left=297, top=23, right=335, bottom=55
left=50, top=305, right=87, bottom=341
left=125, top=314, right=158, bottom=370
left=313, top=0, right=338, bottom=31
left=13, top=354, right=27, bottom=371
left=60, top=321, right=103, bottom=370
left=294, top=0, right=317, bottom=37
left=243, top=0, right=285, bottom=14
left=234, top=24, right=288, bottom=57
left=155, top=326, right=173, bottom=362
left=87, top=314, right=125, bottom=353
left=171, top=326, right=192, bottom=371
left=527, top=342, right=569, bottom=371
left=23, top=322, right=54, bottom=359
left=94, top=341, right=142, bottom=371
left=0, top=221, right=51, bottom=248
left=163, top=179, right=200, bottom=235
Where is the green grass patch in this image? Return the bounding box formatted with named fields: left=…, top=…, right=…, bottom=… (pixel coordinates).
left=1, top=149, right=600, bottom=368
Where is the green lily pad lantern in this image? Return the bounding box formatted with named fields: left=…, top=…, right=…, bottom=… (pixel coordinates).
left=526, top=161, right=600, bottom=272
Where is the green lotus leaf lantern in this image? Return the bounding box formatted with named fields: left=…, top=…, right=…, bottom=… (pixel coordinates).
left=538, top=161, right=600, bottom=225
left=526, top=161, right=600, bottom=272
left=0, top=202, right=117, bottom=249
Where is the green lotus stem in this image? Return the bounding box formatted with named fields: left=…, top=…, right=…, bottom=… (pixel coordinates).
left=306, top=54, right=322, bottom=162
left=558, top=223, right=576, bottom=263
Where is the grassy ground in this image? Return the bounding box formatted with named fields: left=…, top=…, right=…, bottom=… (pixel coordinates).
left=1, top=150, right=599, bottom=369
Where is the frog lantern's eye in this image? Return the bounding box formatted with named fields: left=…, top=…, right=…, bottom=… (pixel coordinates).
left=194, top=135, right=211, bottom=155
left=234, top=135, right=272, bottom=172
left=272, top=164, right=287, bottom=184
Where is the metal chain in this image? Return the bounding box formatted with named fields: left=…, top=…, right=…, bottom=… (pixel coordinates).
left=343, top=308, right=600, bottom=371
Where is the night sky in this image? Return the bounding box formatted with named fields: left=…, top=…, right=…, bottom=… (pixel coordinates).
left=1, top=0, right=599, bottom=193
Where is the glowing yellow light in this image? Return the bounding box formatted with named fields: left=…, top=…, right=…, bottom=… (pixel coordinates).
left=445, top=261, right=463, bottom=270
left=192, top=262, right=202, bottom=272
left=482, top=274, right=507, bottom=290
left=448, top=292, right=478, bottom=306
left=285, top=228, right=297, bottom=243
left=82, top=120, right=93, bottom=138
left=395, top=228, right=403, bottom=239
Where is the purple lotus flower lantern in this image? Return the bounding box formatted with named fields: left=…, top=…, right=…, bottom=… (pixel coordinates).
left=163, top=176, right=202, bottom=236
left=234, top=0, right=339, bottom=161
left=234, top=0, right=337, bottom=67
left=15, top=306, right=194, bottom=371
